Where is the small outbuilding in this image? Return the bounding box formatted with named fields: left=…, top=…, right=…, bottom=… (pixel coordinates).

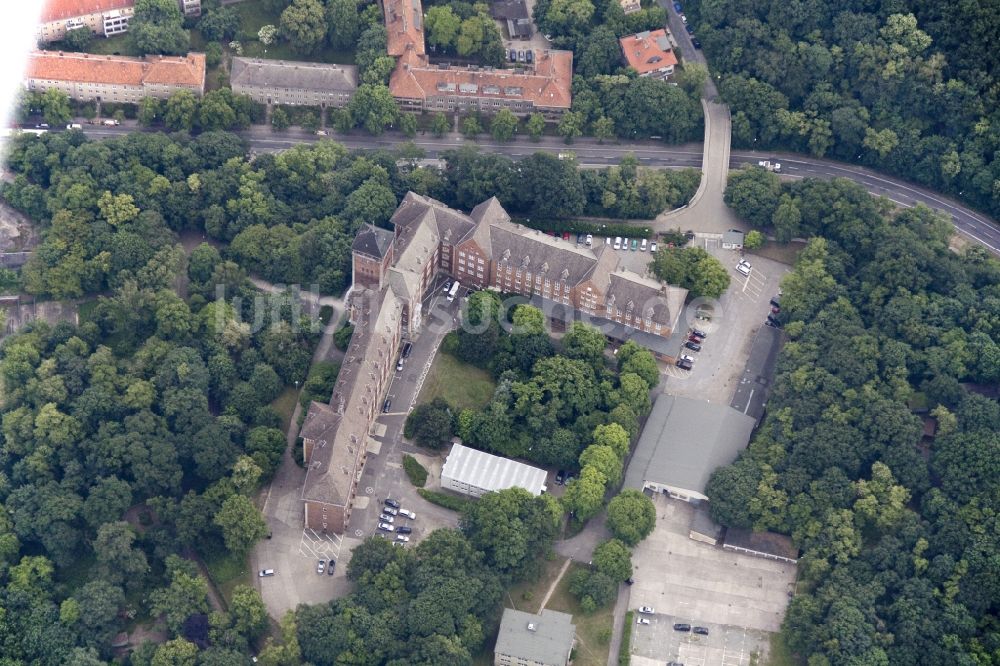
left=623, top=395, right=756, bottom=502
left=441, top=443, right=548, bottom=498
left=722, top=230, right=745, bottom=249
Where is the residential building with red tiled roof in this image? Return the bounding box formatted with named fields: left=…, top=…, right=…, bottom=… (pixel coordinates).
left=383, top=0, right=425, bottom=56
left=25, top=50, right=206, bottom=103
left=37, top=0, right=135, bottom=42
left=620, top=29, right=678, bottom=79
left=390, top=48, right=574, bottom=117
left=618, top=0, right=641, bottom=14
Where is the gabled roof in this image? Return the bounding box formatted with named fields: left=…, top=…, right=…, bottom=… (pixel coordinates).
left=384, top=0, right=425, bottom=56
left=231, top=57, right=357, bottom=93
left=26, top=50, right=206, bottom=89
left=490, top=225, right=599, bottom=286
left=352, top=224, right=394, bottom=259
left=606, top=269, right=675, bottom=325
left=40, top=0, right=133, bottom=23
left=620, top=29, right=678, bottom=75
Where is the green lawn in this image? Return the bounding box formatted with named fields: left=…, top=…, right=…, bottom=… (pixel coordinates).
left=86, top=34, right=139, bottom=57
left=503, top=555, right=568, bottom=615
left=764, top=630, right=803, bottom=666
left=746, top=240, right=807, bottom=267
left=417, top=352, right=496, bottom=411
left=203, top=547, right=251, bottom=605
left=232, top=4, right=354, bottom=64
left=544, top=562, right=615, bottom=666
left=270, top=386, right=300, bottom=434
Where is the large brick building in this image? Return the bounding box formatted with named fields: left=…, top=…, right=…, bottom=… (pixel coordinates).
left=25, top=50, right=206, bottom=103
left=36, top=0, right=199, bottom=43
left=300, top=193, right=686, bottom=534
left=383, top=0, right=573, bottom=116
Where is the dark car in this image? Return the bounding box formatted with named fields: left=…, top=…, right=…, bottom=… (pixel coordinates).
left=626, top=577, right=634, bottom=585
left=327, top=559, right=336, bottom=575
left=673, top=623, right=691, bottom=632
left=691, top=328, right=707, bottom=338
left=673, top=1, right=682, bottom=10
left=684, top=341, right=702, bottom=352
left=396, top=526, right=413, bottom=535
left=676, top=359, right=693, bottom=371
left=382, top=398, right=392, bottom=413
left=555, top=469, right=567, bottom=485
left=767, top=315, right=783, bottom=328
left=509, top=49, right=517, bottom=61
left=765, top=319, right=779, bottom=328
left=693, top=626, right=709, bottom=635
left=688, top=334, right=703, bottom=343
left=384, top=498, right=401, bottom=509
left=402, top=341, right=413, bottom=358
left=771, top=306, right=780, bottom=314
left=526, top=50, right=533, bottom=64
left=770, top=297, right=781, bottom=308
left=685, top=24, right=694, bottom=34
left=692, top=38, right=702, bottom=49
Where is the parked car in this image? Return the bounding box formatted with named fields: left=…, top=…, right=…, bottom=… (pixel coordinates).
left=637, top=617, right=651, bottom=625
left=638, top=606, right=655, bottom=614
left=442, top=280, right=452, bottom=293
left=685, top=24, right=694, bottom=34
left=771, top=306, right=781, bottom=314
left=327, top=559, right=336, bottom=575
left=676, top=359, right=693, bottom=371
left=673, top=623, right=692, bottom=632
left=688, top=334, right=703, bottom=343
left=693, top=626, right=709, bottom=635
left=621, top=238, right=630, bottom=251
left=640, top=238, right=648, bottom=251
left=402, top=341, right=413, bottom=357
left=630, top=239, right=639, bottom=251
left=526, top=50, right=533, bottom=64
left=692, top=38, right=702, bottom=49
left=399, top=509, right=416, bottom=519
left=382, top=506, right=398, bottom=516
left=767, top=315, right=783, bottom=328
left=315, top=130, right=327, bottom=136
left=650, top=242, right=658, bottom=252
left=378, top=522, right=395, bottom=532
left=555, top=469, right=567, bottom=485
left=396, top=535, right=411, bottom=542
left=736, top=260, right=752, bottom=277
left=585, top=234, right=593, bottom=246
left=680, top=354, right=696, bottom=364
left=396, top=359, right=404, bottom=371
left=396, top=526, right=413, bottom=534
left=673, top=1, right=682, bottom=10
left=259, top=569, right=275, bottom=577
left=684, top=341, right=702, bottom=352
left=764, top=318, right=780, bottom=328
left=680, top=13, right=687, bottom=23
left=691, top=328, right=707, bottom=338
left=517, top=50, right=525, bottom=62
left=384, top=498, right=401, bottom=509
left=382, top=398, right=392, bottom=413
left=509, top=49, right=517, bottom=61
left=605, top=236, right=612, bottom=245
left=576, top=233, right=585, bottom=244
left=613, top=237, right=622, bottom=250
left=770, top=297, right=781, bottom=308
left=562, top=232, right=571, bottom=241
left=379, top=514, right=394, bottom=523
left=316, top=560, right=325, bottom=574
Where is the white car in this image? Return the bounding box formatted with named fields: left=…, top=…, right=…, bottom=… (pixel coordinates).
left=605, top=236, right=612, bottom=245
left=640, top=238, right=648, bottom=251
left=680, top=354, right=696, bottom=364
left=315, top=130, right=328, bottom=136
left=736, top=259, right=752, bottom=277
left=637, top=617, right=651, bottom=625
left=382, top=506, right=398, bottom=516
left=757, top=160, right=781, bottom=172
left=650, top=242, right=658, bottom=252
left=585, top=234, right=593, bottom=246
left=377, top=522, right=395, bottom=532
left=638, top=606, right=655, bottom=614
left=399, top=509, right=416, bottom=519
left=613, top=237, right=622, bottom=250
left=396, top=535, right=410, bottom=542
left=379, top=514, right=394, bottom=523
left=621, top=238, right=630, bottom=251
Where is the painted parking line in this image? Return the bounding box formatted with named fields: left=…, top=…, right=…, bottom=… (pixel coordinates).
left=299, top=529, right=342, bottom=560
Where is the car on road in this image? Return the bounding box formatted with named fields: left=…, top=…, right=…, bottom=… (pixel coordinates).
left=693, top=626, right=709, bottom=635
left=691, top=328, right=707, bottom=338
left=555, top=469, right=567, bottom=485
left=67, top=123, right=82, bottom=130
left=676, top=359, right=693, bottom=371
left=327, top=559, right=336, bottom=575
left=638, top=606, right=654, bottom=614
left=637, top=617, right=651, bottom=625
left=673, top=1, right=682, bottom=10
left=36, top=123, right=50, bottom=129
left=692, top=38, right=702, bottom=49
left=673, top=623, right=691, bottom=632
left=378, top=522, right=395, bottom=532
left=316, top=560, right=325, bottom=574
left=399, top=509, right=416, bottom=519
left=650, top=241, right=658, bottom=252
left=402, top=341, right=413, bottom=358
left=315, top=130, right=328, bottom=136
left=382, top=506, right=398, bottom=516
left=379, top=514, right=394, bottom=523
left=684, top=341, right=702, bottom=352
left=259, top=569, right=275, bottom=577
left=758, top=160, right=781, bottom=172
left=397, top=526, right=413, bottom=534
left=384, top=498, right=401, bottom=508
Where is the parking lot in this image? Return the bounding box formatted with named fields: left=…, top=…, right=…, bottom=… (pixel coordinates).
left=658, top=236, right=789, bottom=405
left=627, top=494, right=796, bottom=665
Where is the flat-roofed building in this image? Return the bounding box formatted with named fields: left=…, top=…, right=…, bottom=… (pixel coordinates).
left=620, top=29, right=678, bottom=79
left=230, top=57, right=358, bottom=107
left=441, top=443, right=548, bottom=498
left=24, top=50, right=206, bottom=103
left=495, top=608, right=576, bottom=666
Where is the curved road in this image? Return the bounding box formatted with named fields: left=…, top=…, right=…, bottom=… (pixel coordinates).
left=43, top=125, right=1000, bottom=254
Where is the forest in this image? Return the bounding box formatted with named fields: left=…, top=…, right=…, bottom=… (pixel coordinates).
left=687, top=0, right=1000, bottom=219
left=709, top=169, right=1000, bottom=665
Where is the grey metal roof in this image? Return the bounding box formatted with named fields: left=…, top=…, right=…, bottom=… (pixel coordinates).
left=231, top=57, right=358, bottom=93
left=351, top=224, right=394, bottom=259
left=495, top=609, right=575, bottom=666
left=441, top=444, right=547, bottom=495
left=624, top=395, right=756, bottom=496
left=690, top=505, right=721, bottom=539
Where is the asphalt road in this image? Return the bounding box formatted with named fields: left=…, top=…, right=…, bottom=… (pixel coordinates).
left=22, top=123, right=999, bottom=254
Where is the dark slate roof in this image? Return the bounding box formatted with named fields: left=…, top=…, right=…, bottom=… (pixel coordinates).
left=606, top=271, right=673, bottom=326
left=624, top=394, right=756, bottom=496
left=352, top=224, right=394, bottom=259
left=491, top=226, right=598, bottom=286
left=231, top=57, right=358, bottom=92
left=490, top=0, right=530, bottom=20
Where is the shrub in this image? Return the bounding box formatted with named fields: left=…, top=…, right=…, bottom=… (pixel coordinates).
left=333, top=323, right=354, bottom=350
left=512, top=217, right=652, bottom=239
left=402, top=455, right=428, bottom=487
left=619, top=611, right=633, bottom=665
left=417, top=488, right=474, bottom=512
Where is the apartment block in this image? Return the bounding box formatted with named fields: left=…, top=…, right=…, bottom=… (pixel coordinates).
left=37, top=0, right=135, bottom=42
left=230, top=57, right=358, bottom=107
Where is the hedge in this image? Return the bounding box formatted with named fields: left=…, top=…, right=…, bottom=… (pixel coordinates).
left=417, top=488, right=474, bottom=512
left=619, top=611, right=633, bottom=665
left=511, top=217, right=653, bottom=240
left=403, top=455, right=428, bottom=487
